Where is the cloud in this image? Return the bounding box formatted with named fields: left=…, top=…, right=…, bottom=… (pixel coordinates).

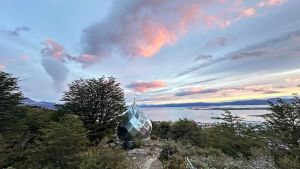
left=176, top=87, right=219, bottom=96
left=0, top=64, right=5, bottom=71
left=194, top=54, right=213, bottom=62
left=241, top=8, right=256, bottom=17
left=127, top=80, right=167, bottom=93
left=81, top=0, right=210, bottom=60
left=81, top=0, right=276, bottom=64
left=41, top=39, right=99, bottom=67
left=41, top=40, right=65, bottom=60
left=263, top=90, right=281, bottom=94
left=258, top=0, right=287, bottom=7
left=1, top=25, right=29, bottom=37
left=178, top=56, right=226, bottom=76
left=175, top=85, right=280, bottom=96
left=204, top=37, right=228, bottom=48
left=41, top=58, right=69, bottom=92
left=297, top=85, right=300, bottom=87
left=178, top=28, right=300, bottom=76
left=230, top=50, right=267, bottom=60
left=40, top=40, right=70, bottom=91
left=20, top=55, right=29, bottom=61
left=187, top=78, right=223, bottom=85
left=285, top=78, right=300, bottom=83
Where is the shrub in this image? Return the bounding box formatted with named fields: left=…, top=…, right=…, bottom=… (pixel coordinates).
left=26, top=115, right=88, bottom=169
left=80, top=146, right=131, bottom=169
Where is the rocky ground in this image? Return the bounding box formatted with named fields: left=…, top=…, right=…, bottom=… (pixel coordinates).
left=127, top=140, right=163, bottom=169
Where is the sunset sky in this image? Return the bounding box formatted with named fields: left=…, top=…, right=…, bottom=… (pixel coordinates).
left=1, top=0, right=300, bottom=104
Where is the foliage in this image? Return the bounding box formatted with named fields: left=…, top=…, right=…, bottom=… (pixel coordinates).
left=212, top=110, right=243, bottom=127
left=206, top=111, right=264, bottom=158
left=61, top=77, right=126, bottom=144
left=0, top=71, right=23, bottom=132
left=152, top=121, right=172, bottom=139
left=170, top=118, right=206, bottom=146
left=277, top=155, right=300, bottom=169
left=264, top=97, right=300, bottom=167
left=80, top=146, right=131, bottom=169
left=159, top=142, right=276, bottom=169
left=265, top=97, right=300, bottom=151
left=0, top=134, right=7, bottom=165
left=26, top=115, right=88, bottom=169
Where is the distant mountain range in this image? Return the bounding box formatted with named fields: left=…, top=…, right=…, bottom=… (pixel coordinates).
left=140, top=98, right=293, bottom=108
left=22, top=97, right=293, bottom=110
left=22, top=98, right=56, bottom=109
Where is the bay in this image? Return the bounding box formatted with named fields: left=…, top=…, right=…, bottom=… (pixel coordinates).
left=142, top=106, right=269, bottom=123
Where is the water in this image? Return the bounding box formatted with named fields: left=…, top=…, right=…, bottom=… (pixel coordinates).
left=142, top=106, right=270, bottom=122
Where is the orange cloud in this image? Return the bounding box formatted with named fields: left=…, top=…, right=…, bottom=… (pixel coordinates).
left=138, top=24, right=176, bottom=57
left=79, top=0, right=288, bottom=64
left=127, top=80, right=167, bottom=93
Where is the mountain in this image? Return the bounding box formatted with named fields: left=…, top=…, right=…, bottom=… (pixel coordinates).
left=22, top=97, right=293, bottom=109
left=22, top=98, right=56, bottom=109
left=140, top=98, right=293, bottom=108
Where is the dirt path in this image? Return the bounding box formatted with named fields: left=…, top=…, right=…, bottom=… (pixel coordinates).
left=143, top=157, right=157, bottom=169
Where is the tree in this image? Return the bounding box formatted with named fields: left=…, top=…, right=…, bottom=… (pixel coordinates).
left=265, top=97, right=300, bottom=151
left=0, top=71, right=26, bottom=168
left=61, top=77, right=126, bottom=143
left=0, top=71, right=23, bottom=132
left=151, top=121, right=172, bottom=139
left=170, top=118, right=205, bottom=146
left=27, top=115, right=88, bottom=169
left=264, top=97, right=300, bottom=168
left=212, top=110, right=243, bottom=128
left=207, top=111, right=263, bottom=157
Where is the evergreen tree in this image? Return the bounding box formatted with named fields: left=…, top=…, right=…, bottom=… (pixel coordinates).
left=212, top=110, right=242, bottom=128
left=28, top=115, right=88, bottom=169
left=0, top=71, right=23, bottom=132
left=61, top=77, right=126, bottom=143
left=170, top=118, right=204, bottom=146
left=265, top=97, right=300, bottom=150
left=264, top=97, right=300, bottom=163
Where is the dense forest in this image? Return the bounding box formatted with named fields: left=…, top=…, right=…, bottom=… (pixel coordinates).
left=0, top=71, right=299, bottom=169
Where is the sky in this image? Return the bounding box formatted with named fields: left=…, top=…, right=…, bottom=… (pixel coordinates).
left=1, top=0, right=300, bottom=104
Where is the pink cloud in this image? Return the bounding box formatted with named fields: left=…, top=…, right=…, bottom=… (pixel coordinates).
left=175, top=85, right=280, bottom=96
left=40, top=39, right=99, bottom=67
left=41, top=39, right=65, bottom=60
left=20, top=55, right=29, bottom=61
left=39, top=0, right=287, bottom=68
left=82, top=1, right=221, bottom=60
left=76, top=54, right=99, bottom=67
left=258, top=0, right=287, bottom=7
left=241, top=8, right=256, bottom=17
left=127, top=80, right=167, bottom=93
left=0, top=64, right=5, bottom=71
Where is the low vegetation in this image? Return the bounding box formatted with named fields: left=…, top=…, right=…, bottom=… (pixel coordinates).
left=153, top=99, right=300, bottom=169
left=1, top=70, right=299, bottom=169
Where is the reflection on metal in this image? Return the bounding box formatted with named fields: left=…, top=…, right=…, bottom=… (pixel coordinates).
left=117, top=101, right=152, bottom=142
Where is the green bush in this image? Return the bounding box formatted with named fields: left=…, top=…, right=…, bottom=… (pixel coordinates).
left=80, top=146, right=131, bottom=169
left=278, top=155, right=300, bottom=169
left=25, top=114, right=88, bottom=169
